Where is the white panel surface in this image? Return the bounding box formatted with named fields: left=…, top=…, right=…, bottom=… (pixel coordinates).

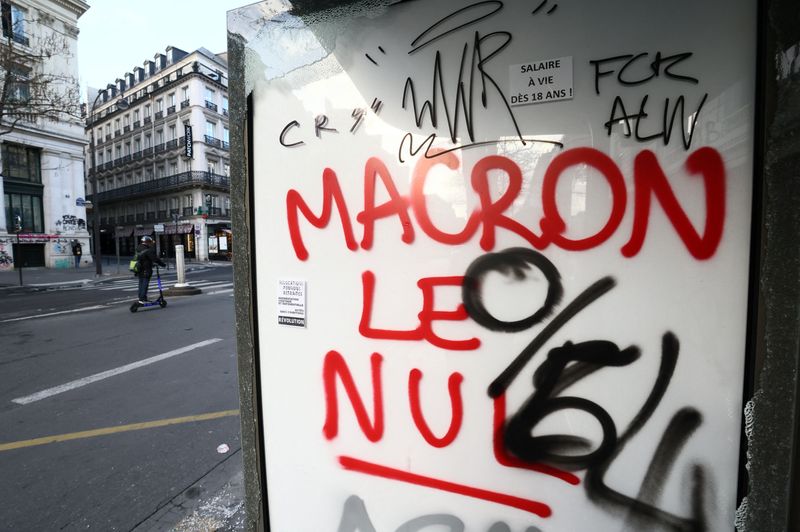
left=238, top=1, right=756, bottom=529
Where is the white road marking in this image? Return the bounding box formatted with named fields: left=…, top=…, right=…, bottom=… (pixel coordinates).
left=0, top=305, right=107, bottom=323
left=206, top=288, right=234, bottom=296
left=11, top=338, right=224, bottom=405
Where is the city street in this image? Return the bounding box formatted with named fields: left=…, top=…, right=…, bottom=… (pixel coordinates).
left=0, top=265, right=242, bottom=531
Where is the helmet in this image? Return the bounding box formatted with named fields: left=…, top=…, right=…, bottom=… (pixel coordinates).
left=141, top=235, right=154, bottom=243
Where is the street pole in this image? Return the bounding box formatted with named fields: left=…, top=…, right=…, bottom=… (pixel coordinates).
left=89, top=118, right=102, bottom=277
left=115, top=227, right=121, bottom=274
left=13, top=214, right=22, bottom=285
left=16, top=232, right=22, bottom=286
left=172, top=211, right=180, bottom=270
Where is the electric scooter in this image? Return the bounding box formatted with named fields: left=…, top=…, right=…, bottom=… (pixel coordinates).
left=130, top=266, right=167, bottom=312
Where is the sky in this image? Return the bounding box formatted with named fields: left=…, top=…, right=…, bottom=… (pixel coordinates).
left=78, top=0, right=250, bottom=96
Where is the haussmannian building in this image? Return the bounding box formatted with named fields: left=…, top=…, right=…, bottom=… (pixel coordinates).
left=0, top=0, right=90, bottom=270
left=85, top=46, right=231, bottom=263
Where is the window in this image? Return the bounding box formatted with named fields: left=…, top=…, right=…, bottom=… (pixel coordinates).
left=156, top=129, right=163, bottom=144
left=205, top=121, right=215, bottom=139
left=105, top=124, right=111, bottom=137
left=123, top=114, right=130, bottom=127
left=144, top=104, right=151, bottom=117
left=96, top=127, right=102, bottom=139
left=97, top=152, right=103, bottom=164
left=146, top=168, right=154, bottom=181
left=114, top=118, right=120, bottom=131
left=183, top=194, right=193, bottom=208
left=169, top=124, right=176, bottom=140
left=2, top=143, right=40, bottom=183
left=155, top=99, right=163, bottom=112
left=157, top=165, right=165, bottom=178
left=222, top=96, right=228, bottom=114
left=1, top=2, right=27, bottom=45
left=105, top=149, right=112, bottom=161
left=170, top=162, right=178, bottom=175
left=115, top=146, right=122, bottom=159
left=224, top=163, right=230, bottom=177
left=168, top=93, right=175, bottom=107
left=133, top=109, right=140, bottom=122
left=205, top=87, right=215, bottom=103
left=134, top=137, right=141, bottom=152
left=182, top=86, right=189, bottom=101
left=144, top=134, right=151, bottom=148
left=7, top=63, right=30, bottom=102
left=5, top=192, right=42, bottom=233
left=124, top=142, right=131, bottom=156
left=170, top=197, right=179, bottom=212
left=207, top=159, right=217, bottom=174
left=223, top=127, right=229, bottom=143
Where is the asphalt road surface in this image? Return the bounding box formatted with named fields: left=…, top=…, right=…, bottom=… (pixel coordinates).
left=0, top=266, right=242, bottom=531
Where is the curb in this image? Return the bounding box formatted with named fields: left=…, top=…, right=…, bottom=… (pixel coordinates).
left=132, top=448, right=244, bottom=532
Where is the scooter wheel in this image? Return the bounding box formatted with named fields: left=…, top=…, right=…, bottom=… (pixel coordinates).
left=159, top=299, right=167, bottom=308
left=130, top=303, right=139, bottom=313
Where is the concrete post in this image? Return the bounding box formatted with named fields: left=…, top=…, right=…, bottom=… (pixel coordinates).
left=175, top=244, right=186, bottom=285
left=164, top=243, right=201, bottom=296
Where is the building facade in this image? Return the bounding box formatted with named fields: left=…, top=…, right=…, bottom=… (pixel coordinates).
left=0, top=0, right=90, bottom=270
left=85, top=46, right=230, bottom=263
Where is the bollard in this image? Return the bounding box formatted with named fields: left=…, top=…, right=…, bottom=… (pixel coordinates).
left=175, top=244, right=186, bottom=285
left=164, top=244, right=201, bottom=296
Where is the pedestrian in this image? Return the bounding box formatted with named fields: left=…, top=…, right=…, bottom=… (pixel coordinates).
left=71, top=240, right=82, bottom=268
left=135, top=235, right=166, bottom=304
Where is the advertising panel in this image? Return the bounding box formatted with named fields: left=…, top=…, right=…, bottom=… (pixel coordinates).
left=239, top=1, right=756, bottom=529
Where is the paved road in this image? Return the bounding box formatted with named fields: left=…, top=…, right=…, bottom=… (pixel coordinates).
left=0, top=266, right=242, bottom=531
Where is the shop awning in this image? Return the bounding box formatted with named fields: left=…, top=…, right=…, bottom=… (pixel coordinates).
left=163, top=223, right=194, bottom=235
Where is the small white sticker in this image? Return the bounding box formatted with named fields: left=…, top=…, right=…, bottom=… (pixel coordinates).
left=509, top=56, right=573, bottom=106
left=277, top=279, right=307, bottom=327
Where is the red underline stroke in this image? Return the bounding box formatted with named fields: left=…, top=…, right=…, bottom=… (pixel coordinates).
left=338, top=455, right=552, bottom=518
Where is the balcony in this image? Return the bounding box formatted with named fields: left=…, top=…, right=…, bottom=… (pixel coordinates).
left=205, top=101, right=218, bottom=112
left=123, top=125, right=130, bottom=133
left=146, top=212, right=156, bottom=221
left=122, top=155, right=132, bottom=163
left=183, top=207, right=194, bottom=216
left=114, top=130, right=120, bottom=137
left=223, top=108, right=228, bottom=117
left=204, top=135, right=221, bottom=148
left=142, top=147, right=153, bottom=156
left=154, top=143, right=166, bottom=153
left=105, top=135, right=111, bottom=142
left=209, top=207, right=222, bottom=216
left=167, top=105, right=176, bottom=115
left=180, top=100, right=190, bottom=109
left=133, top=120, right=140, bottom=128
left=136, top=213, right=145, bottom=223
left=222, top=141, right=229, bottom=150
left=94, top=171, right=231, bottom=203
left=155, top=111, right=163, bottom=119
left=133, top=150, right=143, bottom=160
left=144, top=116, right=151, bottom=124
left=157, top=210, right=167, bottom=219
left=166, top=139, right=178, bottom=150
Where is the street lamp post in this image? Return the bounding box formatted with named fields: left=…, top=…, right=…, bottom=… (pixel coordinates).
left=87, top=88, right=128, bottom=277
left=171, top=211, right=180, bottom=269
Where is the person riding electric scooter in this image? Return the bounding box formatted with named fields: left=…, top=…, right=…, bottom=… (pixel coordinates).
left=134, top=235, right=166, bottom=305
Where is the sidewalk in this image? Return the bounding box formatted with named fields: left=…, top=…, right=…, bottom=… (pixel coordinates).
left=0, top=257, right=231, bottom=292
